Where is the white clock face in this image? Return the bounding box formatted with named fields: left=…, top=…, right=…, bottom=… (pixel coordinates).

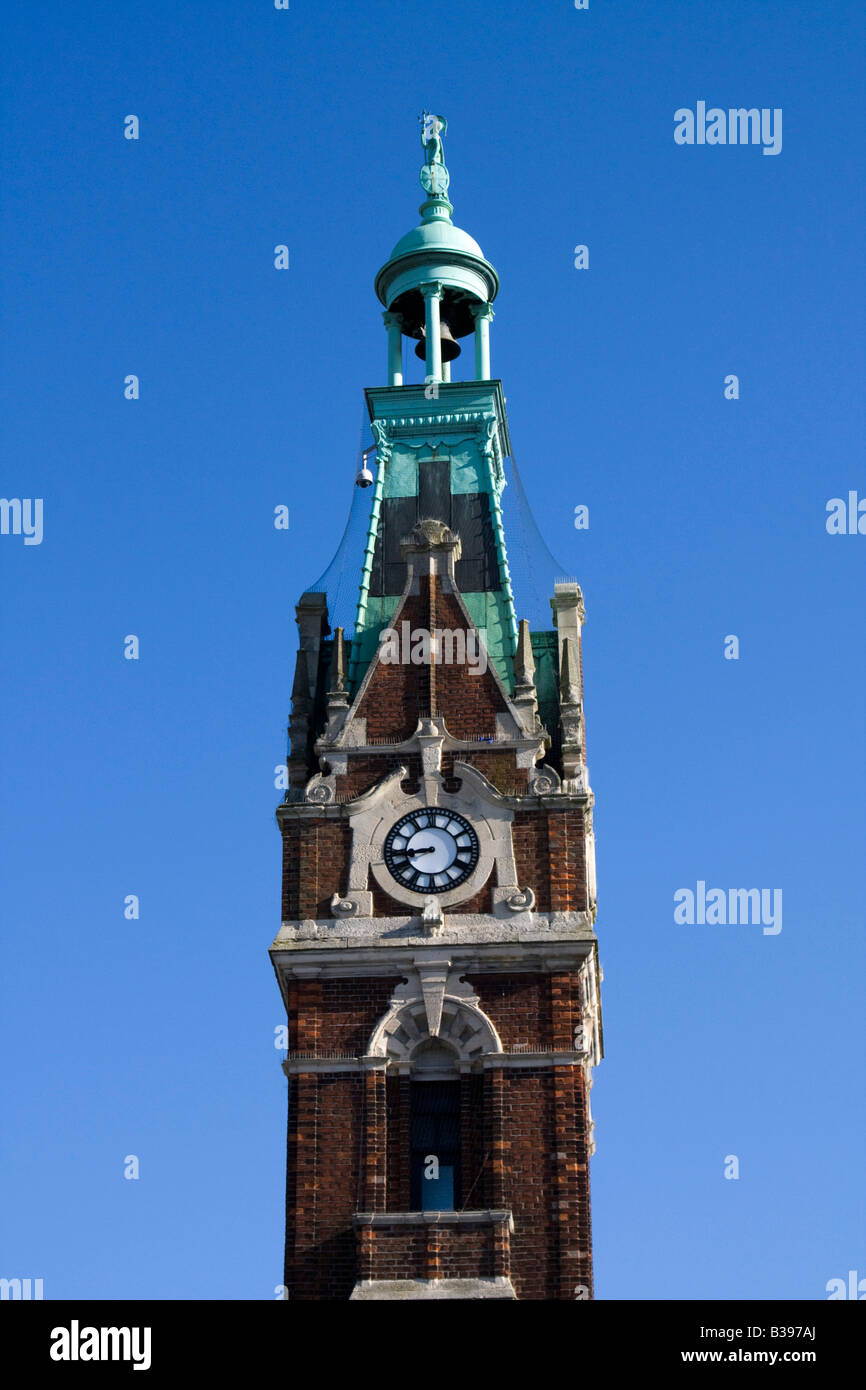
left=383, top=809, right=479, bottom=894
left=420, top=164, right=449, bottom=195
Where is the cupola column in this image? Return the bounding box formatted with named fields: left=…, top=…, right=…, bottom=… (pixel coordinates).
left=421, top=282, right=444, bottom=382
left=472, top=302, right=494, bottom=380
left=383, top=311, right=403, bottom=387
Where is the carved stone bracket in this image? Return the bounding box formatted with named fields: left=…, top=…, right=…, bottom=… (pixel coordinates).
left=330, top=894, right=359, bottom=917
left=371, top=419, right=392, bottom=467
left=420, top=895, right=444, bottom=938
left=416, top=956, right=449, bottom=1030
left=562, top=766, right=589, bottom=796
left=491, top=885, right=535, bottom=920
left=330, top=890, right=374, bottom=918
left=529, top=764, right=561, bottom=795
left=304, top=770, right=337, bottom=804
left=501, top=887, right=535, bottom=913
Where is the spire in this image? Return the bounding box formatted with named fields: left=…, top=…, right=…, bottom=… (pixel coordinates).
left=348, top=121, right=517, bottom=698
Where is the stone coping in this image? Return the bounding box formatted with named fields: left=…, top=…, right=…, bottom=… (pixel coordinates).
left=352, top=1209, right=514, bottom=1231
left=350, top=1276, right=517, bottom=1300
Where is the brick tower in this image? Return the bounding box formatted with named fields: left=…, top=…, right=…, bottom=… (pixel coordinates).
left=270, top=117, right=603, bottom=1301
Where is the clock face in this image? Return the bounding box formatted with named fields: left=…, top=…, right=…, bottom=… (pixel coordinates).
left=383, top=808, right=479, bottom=894
left=420, top=163, right=449, bottom=195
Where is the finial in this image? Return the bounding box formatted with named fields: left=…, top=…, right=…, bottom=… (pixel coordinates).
left=514, top=619, right=536, bottom=688
left=330, top=628, right=347, bottom=694
left=560, top=638, right=581, bottom=707
left=418, top=112, right=452, bottom=222
left=290, top=646, right=311, bottom=713
left=326, top=627, right=350, bottom=717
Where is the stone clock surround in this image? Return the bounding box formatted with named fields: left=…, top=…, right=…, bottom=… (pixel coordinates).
left=335, top=757, right=532, bottom=916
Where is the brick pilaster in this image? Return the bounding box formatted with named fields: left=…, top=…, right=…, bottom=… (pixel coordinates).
left=485, top=1066, right=508, bottom=1209
left=548, top=809, right=587, bottom=912
left=362, top=1064, right=387, bottom=1212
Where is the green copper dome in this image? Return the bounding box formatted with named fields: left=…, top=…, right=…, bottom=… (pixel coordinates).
left=387, top=218, right=486, bottom=262
left=374, top=115, right=500, bottom=328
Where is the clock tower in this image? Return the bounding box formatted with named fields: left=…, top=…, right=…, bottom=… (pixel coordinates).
left=270, top=119, right=603, bottom=1301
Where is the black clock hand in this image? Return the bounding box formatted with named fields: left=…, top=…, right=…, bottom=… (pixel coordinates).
left=406, top=846, right=436, bottom=857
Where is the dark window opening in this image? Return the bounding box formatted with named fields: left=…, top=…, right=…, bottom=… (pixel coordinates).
left=410, top=1080, right=461, bottom=1211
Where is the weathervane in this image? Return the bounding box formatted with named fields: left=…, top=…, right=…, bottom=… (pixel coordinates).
left=418, top=111, right=450, bottom=198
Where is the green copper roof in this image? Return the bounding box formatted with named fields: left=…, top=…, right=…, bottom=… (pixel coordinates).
left=348, top=381, right=518, bottom=694
left=375, top=113, right=500, bottom=312
left=387, top=219, right=486, bottom=262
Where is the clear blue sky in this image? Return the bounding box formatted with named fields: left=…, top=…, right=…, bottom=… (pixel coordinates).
left=1, top=0, right=863, bottom=1300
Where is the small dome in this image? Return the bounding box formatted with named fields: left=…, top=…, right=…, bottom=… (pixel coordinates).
left=388, top=219, right=486, bottom=262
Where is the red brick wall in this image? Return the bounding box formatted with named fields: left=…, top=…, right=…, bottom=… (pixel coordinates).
left=284, top=1072, right=363, bottom=1300
left=548, top=808, right=588, bottom=912
left=386, top=1076, right=411, bottom=1211
left=448, top=750, right=529, bottom=795
left=488, top=1065, right=593, bottom=1300
left=357, top=1222, right=496, bottom=1284
left=335, top=748, right=526, bottom=800
left=460, top=1071, right=486, bottom=1208
left=289, top=977, right=400, bottom=1054
left=281, top=823, right=302, bottom=919
left=354, top=582, right=508, bottom=741
left=284, top=971, right=594, bottom=1300
left=281, top=805, right=586, bottom=923
left=512, top=812, right=551, bottom=912
left=466, top=973, right=554, bottom=1050
left=281, top=820, right=352, bottom=920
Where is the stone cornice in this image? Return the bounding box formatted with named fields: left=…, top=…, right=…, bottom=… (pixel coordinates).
left=275, top=783, right=593, bottom=826
left=364, top=380, right=511, bottom=461
left=281, top=1050, right=592, bottom=1076
left=316, top=726, right=545, bottom=760
left=270, top=932, right=597, bottom=982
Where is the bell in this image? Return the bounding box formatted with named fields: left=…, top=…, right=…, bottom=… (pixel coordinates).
left=414, top=320, right=461, bottom=362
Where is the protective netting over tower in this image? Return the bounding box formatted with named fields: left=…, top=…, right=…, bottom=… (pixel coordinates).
left=499, top=453, right=571, bottom=633
left=305, top=409, right=377, bottom=637
left=304, top=411, right=571, bottom=640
